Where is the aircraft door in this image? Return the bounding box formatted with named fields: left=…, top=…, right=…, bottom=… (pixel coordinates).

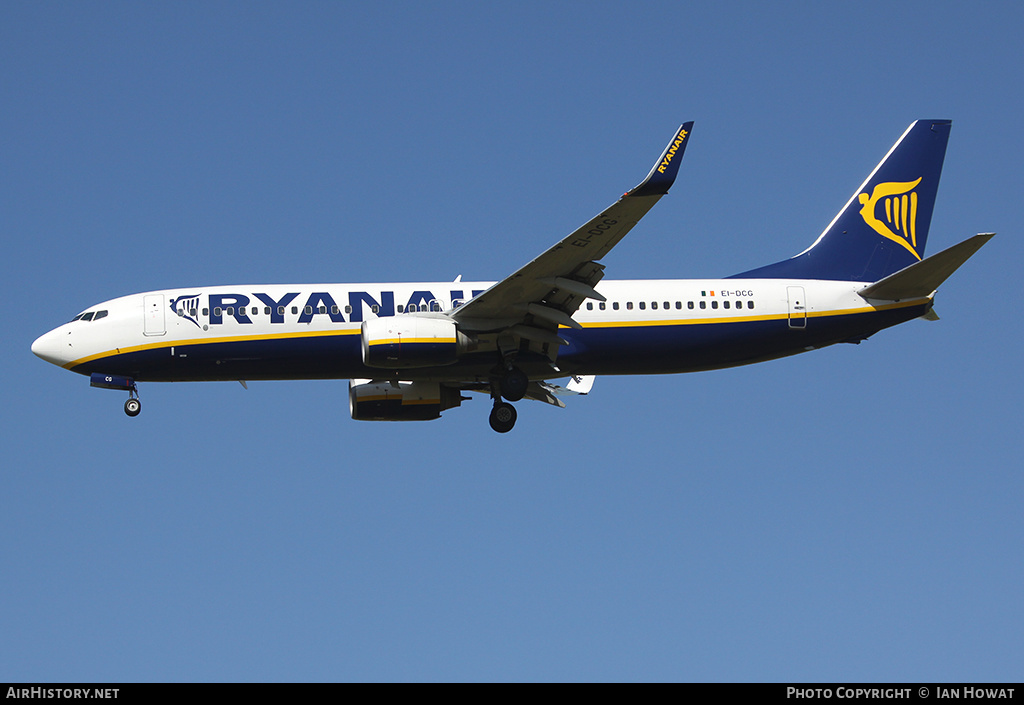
left=787, top=286, right=806, bottom=329
left=144, top=294, right=166, bottom=336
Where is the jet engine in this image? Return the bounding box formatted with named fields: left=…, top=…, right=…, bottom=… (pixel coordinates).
left=348, top=379, right=464, bottom=421
left=361, top=316, right=471, bottom=368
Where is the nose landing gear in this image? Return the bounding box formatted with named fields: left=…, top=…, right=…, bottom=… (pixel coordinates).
left=89, top=373, right=142, bottom=417
left=124, top=385, right=141, bottom=417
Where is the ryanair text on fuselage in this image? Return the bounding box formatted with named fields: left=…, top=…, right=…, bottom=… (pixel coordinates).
left=179, top=289, right=486, bottom=328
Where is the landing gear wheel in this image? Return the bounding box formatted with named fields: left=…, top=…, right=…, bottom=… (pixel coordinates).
left=124, top=398, right=141, bottom=417
left=489, top=402, right=517, bottom=433
left=499, top=366, right=528, bottom=402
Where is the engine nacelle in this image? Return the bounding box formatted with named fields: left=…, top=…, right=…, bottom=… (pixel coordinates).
left=349, top=379, right=463, bottom=421
left=361, top=316, right=467, bottom=369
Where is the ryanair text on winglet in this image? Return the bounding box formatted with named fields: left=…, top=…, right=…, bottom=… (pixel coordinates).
left=657, top=128, right=689, bottom=173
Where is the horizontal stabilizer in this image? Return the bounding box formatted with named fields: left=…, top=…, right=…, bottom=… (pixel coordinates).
left=859, top=233, right=994, bottom=300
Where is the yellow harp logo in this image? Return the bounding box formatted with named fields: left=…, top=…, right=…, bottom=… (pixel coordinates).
left=858, top=178, right=923, bottom=260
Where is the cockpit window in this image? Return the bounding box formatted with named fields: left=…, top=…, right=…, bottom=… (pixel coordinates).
left=71, top=310, right=109, bottom=322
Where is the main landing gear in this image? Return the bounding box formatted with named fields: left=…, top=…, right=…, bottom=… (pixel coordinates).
left=488, top=365, right=528, bottom=433
left=499, top=366, right=528, bottom=402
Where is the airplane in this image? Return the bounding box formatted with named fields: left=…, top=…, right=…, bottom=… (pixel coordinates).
left=31, top=120, right=992, bottom=433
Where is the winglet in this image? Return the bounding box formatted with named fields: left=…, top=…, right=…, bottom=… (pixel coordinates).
left=628, top=122, right=694, bottom=197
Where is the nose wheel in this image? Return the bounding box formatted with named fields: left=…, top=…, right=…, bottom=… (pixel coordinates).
left=124, top=384, right=141, bottom=417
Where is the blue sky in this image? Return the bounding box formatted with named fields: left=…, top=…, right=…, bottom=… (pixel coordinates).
left=2, top=1, right=1021, bottom=682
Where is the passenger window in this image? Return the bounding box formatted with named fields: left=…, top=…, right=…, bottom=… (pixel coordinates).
left=639, top=302, right=646, bottom=310
left=190, top=309, right=197, bottom=318
left=748, top=301, right=755, bottom=309
left=344, top=305, right=352, bottom=314
left=626, top=302, right=633, bottom=310
left=651, top=302, right=657, bottom=310
left=265, top=307, right=271, bottom=315
left=613, top=302, right=620, bottom=310
left=331, top=305, right=339, bottom=315
left=736, top=301, right=741, bottom=309
left=226, top=307, right=234, bottom=316
left=699, top=301, right=706, bottom=309
left=202, top=308, right=209, bottom=316
left=252, top=307, right=258, bottom=315
left=214, top=307, right=222, bottom=316
left=318, top=306, right=326, bottom=314
left=397, top=305, right=404, bottom=313
left=711, top=301, right=718, bottom=309
left=304, top=306, right=312, bottom=315
left=372, top=304, right=381, bottom=313
left=278, top=306, right=285, bottom=315
left=291, top=306, right=298, bottom=314
left=724, top=301, right=730, bottom=309
left=599, top=302, right=606, bottom=310
left=586, top=302, right=593, bottom=311
left=688, top=301, right=694, bottom=309
left=665, top=302, right=670, bottom=310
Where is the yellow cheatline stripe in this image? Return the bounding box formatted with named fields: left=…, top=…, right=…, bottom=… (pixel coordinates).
left=64, top=327, right=362, bottom=370
left=368, top=338, right=457, bottom=346
left=578, top=312, right=782, bottom=328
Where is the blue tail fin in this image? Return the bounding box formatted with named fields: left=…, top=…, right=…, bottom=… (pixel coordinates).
left=731, top=120, right=951, bottom=282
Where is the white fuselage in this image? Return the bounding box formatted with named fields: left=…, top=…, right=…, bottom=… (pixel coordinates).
left=31, top=278, right=930, bottom=383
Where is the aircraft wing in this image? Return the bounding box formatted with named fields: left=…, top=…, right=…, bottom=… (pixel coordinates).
left=451, top=123, right=693, bottom=336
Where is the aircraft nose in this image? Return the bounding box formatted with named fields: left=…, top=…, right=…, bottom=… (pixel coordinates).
left=31, top=328, right=66, bottom=366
